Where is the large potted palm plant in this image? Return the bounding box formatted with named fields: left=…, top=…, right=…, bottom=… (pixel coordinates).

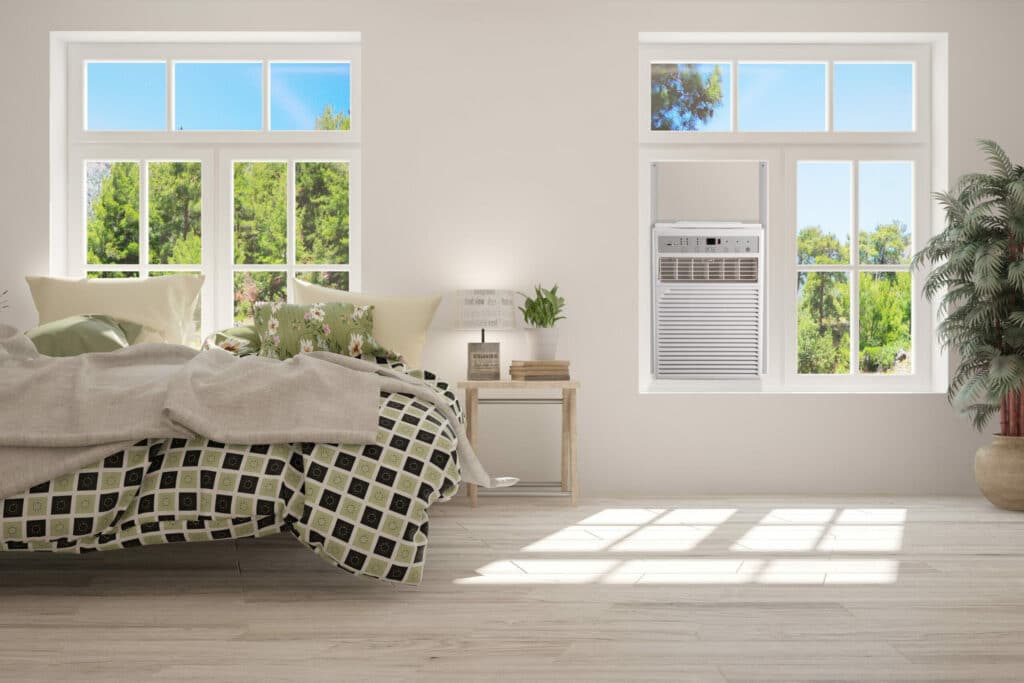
left=916, top=140, right=1024, bottom=509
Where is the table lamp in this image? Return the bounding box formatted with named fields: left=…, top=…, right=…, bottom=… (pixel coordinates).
left=456, top=289, right=517, bottom=380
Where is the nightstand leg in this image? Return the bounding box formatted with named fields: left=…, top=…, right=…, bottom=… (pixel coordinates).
left=563, top=387, right=578, bottom=505
left=465, top=388, right=479, bottom=507
left=561, top=392, right=570, bottom=492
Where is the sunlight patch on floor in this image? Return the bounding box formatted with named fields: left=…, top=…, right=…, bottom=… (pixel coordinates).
left=455, top=506, right=906, bottom=586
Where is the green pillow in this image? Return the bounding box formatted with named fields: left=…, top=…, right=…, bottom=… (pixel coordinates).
left=202, top=325, right=261, bottom=356
left=253, top=301, right=398, bottom=361
left=26, top=315, right=143, bottom=357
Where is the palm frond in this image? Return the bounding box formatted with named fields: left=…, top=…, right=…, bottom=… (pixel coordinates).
left=980, top=139, right=1014, bottom=178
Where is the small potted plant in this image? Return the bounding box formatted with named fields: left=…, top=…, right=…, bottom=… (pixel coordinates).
left=915, top=140, right=1024, bottom=509
left=519, top=284, right=566, bottom=360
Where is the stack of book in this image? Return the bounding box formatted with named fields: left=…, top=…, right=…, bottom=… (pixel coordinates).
left=509, top=360, right=570, bottom=381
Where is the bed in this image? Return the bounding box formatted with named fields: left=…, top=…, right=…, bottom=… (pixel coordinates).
left=0, top=346, right=472, bottom=586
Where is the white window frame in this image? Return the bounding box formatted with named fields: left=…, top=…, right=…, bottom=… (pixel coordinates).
left=637, top=33, right=948, bottom=394
left=53, top=32, right=361, bottom=336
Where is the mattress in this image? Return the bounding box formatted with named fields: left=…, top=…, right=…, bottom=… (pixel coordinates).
left=0, top=370, right=463, bottom=585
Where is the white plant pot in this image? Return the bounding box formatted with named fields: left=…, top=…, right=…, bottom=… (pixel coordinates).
left=530, top=327, right=559, bottom=360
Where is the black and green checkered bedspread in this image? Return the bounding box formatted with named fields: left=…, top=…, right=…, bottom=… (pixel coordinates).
left=0, top=371, right=463, bottom=585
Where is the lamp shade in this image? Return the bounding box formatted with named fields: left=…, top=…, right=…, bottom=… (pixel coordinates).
left=455, top=289, right=517, bottom=330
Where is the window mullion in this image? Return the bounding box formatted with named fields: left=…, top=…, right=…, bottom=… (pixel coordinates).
left=286, top=159, right=296, bottom=302
left=139, top=159, right=149, bottom=277
left=825, top=60, right=833, bottom=132
left=850, top=159, right=860, bottom=375
left=166, top=60, right=174, bottom=131
left=262, top=60, right=270, bottom=132
left=730, top=60, right=739, bottom=131
left=199, top=151, right=215, bottom=337
left=217, top=148, right=234, bottom=330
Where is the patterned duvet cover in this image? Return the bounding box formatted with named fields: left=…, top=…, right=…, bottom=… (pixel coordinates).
left=0, top=368, right=463, bottom=585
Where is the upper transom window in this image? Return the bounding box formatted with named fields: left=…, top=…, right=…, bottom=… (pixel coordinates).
left=82, top=55, right=353, bottom=133
left=648, top=58, right=915, bottom=133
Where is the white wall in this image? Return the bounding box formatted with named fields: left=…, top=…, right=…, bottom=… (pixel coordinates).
left=1, top=0, right=1018, bottom=495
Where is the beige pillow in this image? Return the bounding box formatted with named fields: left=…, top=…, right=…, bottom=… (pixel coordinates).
left=26, top=274, right=204, bottom=345
left=292, top=278, right=440, bottom=368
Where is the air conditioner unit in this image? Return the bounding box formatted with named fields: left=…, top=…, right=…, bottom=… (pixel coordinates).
left=652, top=222, right=764, bottom=379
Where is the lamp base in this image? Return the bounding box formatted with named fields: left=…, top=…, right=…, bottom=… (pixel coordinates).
left=467, top=342, right=500, bottom=381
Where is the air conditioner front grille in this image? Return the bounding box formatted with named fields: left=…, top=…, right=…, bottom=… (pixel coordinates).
left=654, top=284, right=761, bottom=378
left=659, top=256, right=759, bottom=283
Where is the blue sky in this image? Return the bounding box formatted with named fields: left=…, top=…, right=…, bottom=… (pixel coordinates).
left=87, top=61, right=351, bottom=131
left=834, top=63, right=913, bottom=131
left=660, top=62, right=912, bottom=133
left=738, top=63, right=825, bottom=131
left=87, top=62, right=166, bottom=130
left=175, top=62, right=262, bottom=130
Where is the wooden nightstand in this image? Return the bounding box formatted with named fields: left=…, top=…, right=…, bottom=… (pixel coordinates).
left=457, top=380, right=579, bottom=506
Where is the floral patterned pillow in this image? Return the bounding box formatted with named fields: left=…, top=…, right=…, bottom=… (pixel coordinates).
left=201, top=325, right=261, bottom=356
left=253, top=301, right=399, bottom=361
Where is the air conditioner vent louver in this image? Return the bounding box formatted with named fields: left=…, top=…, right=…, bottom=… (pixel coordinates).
left=659, top=256, right=759, bottom=283
left=653, top=226, right=764, bottom=380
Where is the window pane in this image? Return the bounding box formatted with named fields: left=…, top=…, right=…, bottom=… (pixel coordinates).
left=797, top=161, right=851, bottom=265
left=834, top=63, right=913, bottom=131
left=650, top=63, right=730, bottom=131
left=87, top=161, right=139, bottom=265
left=859, top=162, right=912, bottom=265
left=859, top=272, right=912, bottom=375
left=798, top=272, right=850, bottom=375
left=270, top=63, right=351, bottom=131
left=295, top=162, right=349, bottom=264
left=295, top=271, right=349, bottom=290
left=149, top=162, right=202, bottom=265
left=174, top=62, right=262, bottom=131
left=87, top=271, right=139, bottom=278
left=738, top=63, right=826, bottom=131
left=233, top=162, right=287, bottom=265
left=86, top=62, right=166, bottom=131
left=233, top=271, right=286, bottom=324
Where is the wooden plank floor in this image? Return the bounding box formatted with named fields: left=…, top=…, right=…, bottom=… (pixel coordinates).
left=2, top=496, right=1024, bottom=681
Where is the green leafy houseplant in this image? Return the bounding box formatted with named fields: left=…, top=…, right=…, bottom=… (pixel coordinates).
left=915, top=140, right=1024, bottom=434
left=518, top=285, right=566, bottom=328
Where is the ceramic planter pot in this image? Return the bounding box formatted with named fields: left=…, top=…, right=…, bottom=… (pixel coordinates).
left=975, top=435, right=1024, bottom=511
left=529, top=327, right=559, bottom=360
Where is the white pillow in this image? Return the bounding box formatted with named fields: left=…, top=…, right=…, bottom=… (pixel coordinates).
left=26, top=274, right=204, bottom=345
left=291, top=278, right=440, bottom=369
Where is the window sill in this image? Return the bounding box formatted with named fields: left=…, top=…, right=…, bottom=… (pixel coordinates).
left=641, top=378, right=944, bottom=395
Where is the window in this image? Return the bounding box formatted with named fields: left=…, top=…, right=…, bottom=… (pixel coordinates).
left=60, top=34, right=361, bottom=339
left=648, top=56, right=916, bottom=134
left=796, top=161, right=913, bottom=376
left=639, top=35, right=942, bottom=392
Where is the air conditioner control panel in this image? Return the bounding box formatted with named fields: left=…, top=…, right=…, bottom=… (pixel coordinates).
left=657, top=235, right=760, bottom=254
